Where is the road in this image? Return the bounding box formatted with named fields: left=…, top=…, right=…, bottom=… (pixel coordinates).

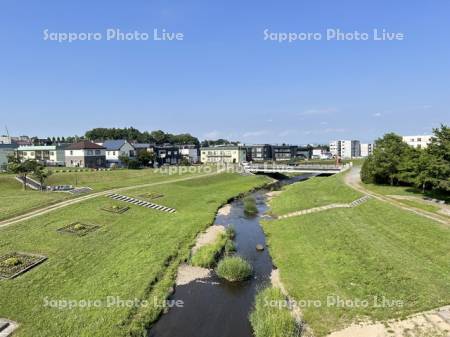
left=0, top=171, right=222, bottom=229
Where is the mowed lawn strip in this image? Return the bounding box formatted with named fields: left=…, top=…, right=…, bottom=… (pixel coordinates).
left=263, top=175, right=450, bottom=336
left=0, top=168, right=207, bottom=221
left=269, top=173, right=362, bottom=215
left=0, top=173, right=268, bottom=337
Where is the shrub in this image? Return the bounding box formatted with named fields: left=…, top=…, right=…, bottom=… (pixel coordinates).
left=244, top=196, right=258, bottom=216
left=2, top=257, right=22, bottom=267
left=224, top=240, right=236, bottom=255
left=225, top=225, right=236, bottom=239
left=73, top=223, right=86, bottom=231
left=250, top=287, right=300, bottom=337
left=216, top=256, right=252, bottom=282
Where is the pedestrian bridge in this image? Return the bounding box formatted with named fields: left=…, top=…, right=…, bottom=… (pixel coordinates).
left=243, top=163, right=350, bottom=174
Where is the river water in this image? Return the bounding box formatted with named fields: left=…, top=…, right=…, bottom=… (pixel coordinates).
left=148, top=174, right=312, bottom=337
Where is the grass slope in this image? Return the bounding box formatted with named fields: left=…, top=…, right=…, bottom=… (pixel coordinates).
left=0, top=173, right=268, bottom=337
left=0, top=169, right=205, bottom=221
left=269, top=173, right=362, bottom=215
left=264, top=175, right=450, bottom=336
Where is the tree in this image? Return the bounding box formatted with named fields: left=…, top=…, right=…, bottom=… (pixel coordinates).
left=7, top=156, right=38, bottom=190
left=137, top=151, right=155, bottom=166
left=360, top=133, right=412, bottom=185
left=33, top=165, right=53, bottom=190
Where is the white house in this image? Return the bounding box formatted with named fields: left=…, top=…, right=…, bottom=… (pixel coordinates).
left=402, top=135, right=433, bottom=149
left=200, top=146, right=246, bottom=164
left=312, top=148, right=332, bottom=160
left=101, top=140, right=136, bottom=167
left=65, top=140, right=106, bottom=168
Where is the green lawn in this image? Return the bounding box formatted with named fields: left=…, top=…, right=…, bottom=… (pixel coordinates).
left=264, top=175, right=450, bottom=336
left=363, top=182, right=450, bottom=203
left=0, top=172, right=269, bottom=337
left=0, top=168, right=208, bottom=221
left=269, top=173, right=362, bottom=215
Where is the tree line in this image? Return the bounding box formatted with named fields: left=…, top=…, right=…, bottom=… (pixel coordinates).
left=361, top=125, right=450, bottom=193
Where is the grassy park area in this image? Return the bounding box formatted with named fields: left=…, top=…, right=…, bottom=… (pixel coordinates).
left=0, top=168, right=208, bottom=221
left=0, top=172, right=268, bottom=337
left=263, top=174, right=450, bottom=336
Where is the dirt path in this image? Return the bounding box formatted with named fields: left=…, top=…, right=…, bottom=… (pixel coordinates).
left=0, top=171, right=222, bottom=229
left=344, top=167, right=450, bottom=227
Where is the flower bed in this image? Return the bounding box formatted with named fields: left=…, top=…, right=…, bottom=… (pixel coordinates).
left=0, top=252, right=47, bottom=279
left=57, top=222, right=100, bottom=236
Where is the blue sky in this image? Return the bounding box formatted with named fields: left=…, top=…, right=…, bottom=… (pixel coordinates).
left=0, top=0, right=448, bottom=144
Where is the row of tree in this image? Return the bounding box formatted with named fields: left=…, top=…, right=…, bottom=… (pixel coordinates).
left=84, top=127, right=200, bottom=145
left=361, top=125, right=450, bottom=193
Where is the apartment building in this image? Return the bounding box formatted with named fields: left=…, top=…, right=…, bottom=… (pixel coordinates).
left=271, top=145, right=297, bottom=161
left=248, top=144, right=272, bottom=162
left=329, top=140, right=360, bottom=159
left=360, top=143, right=374, bottom=157
left=179, top=144, right=199, bottom=163
left=402, top=135, right=433, bottom=149
left=17, top=145, right=67, bottom=166
left=200, top=146, right=246, bottom=164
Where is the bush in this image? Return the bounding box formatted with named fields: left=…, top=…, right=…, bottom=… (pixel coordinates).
left=250, top=287, right=300, bottom=337
left=1, top=257, right=22, bottom=267
left=224, top=240, right=236, bottom=255
left=225, top=225, right=236, bottom=239
left=73, top=223, right=86, bottom=231
left=216, top=256, right=252, bottom=282
left=244, top=196, right=258, bottom=216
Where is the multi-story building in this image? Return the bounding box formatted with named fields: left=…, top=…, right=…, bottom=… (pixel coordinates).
left=0, top=143, right=18, bottom=170
left=179, top=144, right=199, bottom=164
left=360, top=143, right=374, bottom=157
left=248, top=144, right=272, bottom=162
left=329, top=140, right=360, bottom=159
left=149, top=145, right=181, bottom=166
left=17, top=145, right=67, bottom=166
left=65, top=140, right=106, bottom=168
left=200, top=146, right=247, bottom=164
left=100, top=140, right=136, bottom=167
left=402, top=135, right=433, bottom=149
left=0, top=135, right=12, bottom=144
left=271, top=145, right=297, bottom=161
left=297, top=146, right=312, bottom=160
left=312, top=148, right=332, bottom=159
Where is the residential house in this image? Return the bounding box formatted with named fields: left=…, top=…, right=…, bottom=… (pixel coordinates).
left=0, top=143, right=18, bottom=170
left=179, top=144, right=199, bottom=164
left=65, top=140, right=106, bottom=168
left=149, top=145, right=181, bottom=166
left=200, top=146, right=247, bottom=164
left=17, top=145, right=67, bottom=166
left=101, top=140, right=136, bottom=167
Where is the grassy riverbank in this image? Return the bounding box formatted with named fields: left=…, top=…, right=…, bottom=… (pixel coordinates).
left=263, top=174, right=450, bottom=336
left=269, top=173, right=362, bottom=215
left=0, top=168, right=207, bottom=221
left=0, top=173, right=269, bottom=337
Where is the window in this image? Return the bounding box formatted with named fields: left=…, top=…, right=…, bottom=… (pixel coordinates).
left=95, top=150, right=101, bottom=155
left=87, top=150, right=93, bottom=155
left=70, top=151, right=73, bottom=155
left=113, top=151, right=116, bottom=156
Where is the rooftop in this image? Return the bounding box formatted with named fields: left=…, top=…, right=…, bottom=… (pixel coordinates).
left=67, top=140, right=105, bottom=150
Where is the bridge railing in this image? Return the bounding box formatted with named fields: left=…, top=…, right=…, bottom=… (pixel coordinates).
left=243, top=163, right=344, bottom=171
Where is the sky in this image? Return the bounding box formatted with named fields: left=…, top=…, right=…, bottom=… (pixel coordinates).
left=0, top=0, right=449, bottom=144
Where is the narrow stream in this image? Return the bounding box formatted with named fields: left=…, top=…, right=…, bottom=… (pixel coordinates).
left=148, top=174, right=312, bottom=337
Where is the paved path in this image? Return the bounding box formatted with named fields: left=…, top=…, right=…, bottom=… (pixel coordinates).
left=344, top=167, right=450, bottom=227
left=0, top=172, right=221, bottom=229
left=277, top=195, right=371, bottom=219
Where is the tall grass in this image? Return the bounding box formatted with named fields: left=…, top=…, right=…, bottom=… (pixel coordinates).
left=244, top=196, right=258, bottom=216
left=250, top=287, right=300, bottom=337
left=215, top=256, right=252, bottom=282
left=190, top=229, right=235, bottom=268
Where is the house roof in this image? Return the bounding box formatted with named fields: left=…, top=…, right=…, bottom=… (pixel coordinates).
left=102, top=140, right=128, bottom=151
left=132, top=143, right=151, bottom=149
left=67, top=140, right=105, bottom=150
